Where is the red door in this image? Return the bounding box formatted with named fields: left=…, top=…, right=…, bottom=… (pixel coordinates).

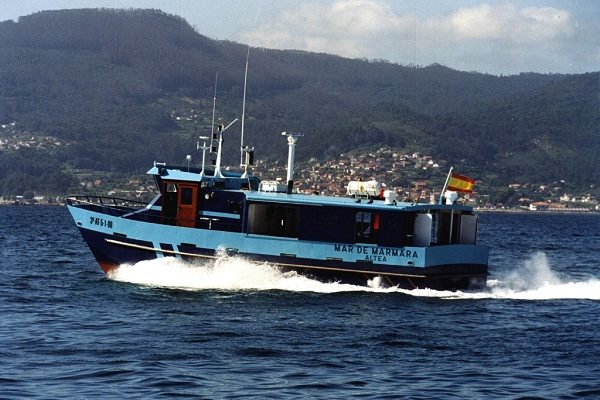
left=177, top=184, right=198, bottom=227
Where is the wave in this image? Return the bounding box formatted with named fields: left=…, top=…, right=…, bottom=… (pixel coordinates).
left=107, top=251, right=600, bottom=300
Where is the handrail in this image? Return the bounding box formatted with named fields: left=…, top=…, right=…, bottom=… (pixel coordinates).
left=66, top=195, right=241, bottom=228
left=67, top=195, right=147, bottom=209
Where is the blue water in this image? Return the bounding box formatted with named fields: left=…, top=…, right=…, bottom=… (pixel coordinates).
left=1, top=206, right=599, bottom=398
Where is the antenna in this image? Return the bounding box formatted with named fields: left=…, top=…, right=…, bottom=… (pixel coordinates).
left=239, top=0, right=263, bottom=175
left=240, top=46, right=250, bottom=167
left=210, top=72, right=218, bottom=153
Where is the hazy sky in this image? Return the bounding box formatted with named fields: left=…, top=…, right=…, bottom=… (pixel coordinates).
left=1, top=0, right=598, bottom=75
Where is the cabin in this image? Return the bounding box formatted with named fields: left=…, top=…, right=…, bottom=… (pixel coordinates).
left=146, top=164, right=479, bottom=251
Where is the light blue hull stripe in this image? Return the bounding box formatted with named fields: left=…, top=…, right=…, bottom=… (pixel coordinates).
left=153, top=242, right=164, bottom=258
left=198, top=210, right=241, bottom=219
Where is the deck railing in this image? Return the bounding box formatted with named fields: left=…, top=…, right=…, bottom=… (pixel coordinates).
left=67, top=195, right=147, bottom=208
left=66, top=195, right=242, bottom=230
left=66, top=195, right=148, bottom=216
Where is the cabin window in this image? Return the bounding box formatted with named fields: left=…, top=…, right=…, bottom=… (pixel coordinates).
left=459, top=214, right=478, bottom=244
left=355, top=212, right=379, bottom=243
left=247, top=203, right=299, bottom=238
left=431, top=210, right=461, bottom=245
left=413, top=213, right=432, bottom=246
left=297, top=206, right=355, bottom=243
left=161, top=182, right=178, bottom=224
left=374, top=212, right=416, bottom=247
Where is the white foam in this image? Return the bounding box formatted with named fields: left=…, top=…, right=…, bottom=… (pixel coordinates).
left=398, top=251, right=600, bottom=300
left=108, top=254, right=396, bottom=293
left=107, top=251, right=600, bottom=299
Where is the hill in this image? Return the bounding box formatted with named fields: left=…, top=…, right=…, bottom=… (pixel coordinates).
left=0, top=8, right=598, bottom=196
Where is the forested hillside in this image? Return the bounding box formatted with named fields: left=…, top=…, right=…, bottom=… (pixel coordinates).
left=0, top=8, right=597, bottom=195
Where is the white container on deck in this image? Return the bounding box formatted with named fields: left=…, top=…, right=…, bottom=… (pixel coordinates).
left=383, top=190, right=397, bottom=205
left=444, top=190, right=458, bottom=204
left=347, top=180, right=382, bottom=197
left=259, top=181, right=288, bottom=193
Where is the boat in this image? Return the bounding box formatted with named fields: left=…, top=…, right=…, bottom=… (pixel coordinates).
left=67, top=125, right=489, bottom=290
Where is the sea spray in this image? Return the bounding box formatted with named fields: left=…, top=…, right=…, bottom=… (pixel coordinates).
left=400, top=252, right=600, bottom=300
left=483, top=251, right=600, bottom=300
left=502, top=251, right=560, bottom=291
left=108, top=252, right=600, bottom=300
left=108, top=254, right=396, bottom=293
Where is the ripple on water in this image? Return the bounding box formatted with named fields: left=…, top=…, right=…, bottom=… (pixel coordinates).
left=1, top=208, right=599, bottom=398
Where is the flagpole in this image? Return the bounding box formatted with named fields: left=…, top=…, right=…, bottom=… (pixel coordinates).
left=439, top=167, right=453, bottom=204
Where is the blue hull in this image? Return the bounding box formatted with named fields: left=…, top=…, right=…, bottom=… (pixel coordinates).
left=68, top=176, right=489, bottom=291
left=76, top=225, right=487, bottom=290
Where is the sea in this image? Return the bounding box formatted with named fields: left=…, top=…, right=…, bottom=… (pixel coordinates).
left=1, top=205, right=599, bottom=399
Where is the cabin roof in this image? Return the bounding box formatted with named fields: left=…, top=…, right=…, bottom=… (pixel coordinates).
left=146, top=165, right=247, bottom=182
left=244, top=191, right=472, bottom=212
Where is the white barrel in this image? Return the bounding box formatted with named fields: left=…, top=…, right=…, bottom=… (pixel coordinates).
left=444, top=190, right=458, bottom=204
left=383, top=190, right=397, bottom=205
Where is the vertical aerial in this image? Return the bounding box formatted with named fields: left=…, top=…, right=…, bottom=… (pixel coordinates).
left=240, top=46, right=250, bottom=168
left=210, top=72, right=218, bottom=155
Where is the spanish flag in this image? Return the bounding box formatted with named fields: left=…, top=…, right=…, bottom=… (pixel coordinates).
left=447, top=173, right=475, bottom=193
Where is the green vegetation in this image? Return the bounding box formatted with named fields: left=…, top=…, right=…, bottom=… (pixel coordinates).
left=0, top=8, right=598, bottom=197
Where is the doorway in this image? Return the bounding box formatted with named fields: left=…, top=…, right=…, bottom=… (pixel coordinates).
left=177, top=184, right=198, bottom=227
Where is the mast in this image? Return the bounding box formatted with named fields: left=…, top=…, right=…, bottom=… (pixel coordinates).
left=210, top=72, right=218, bottom=154
left=213, top=119, right=238, bottom=178
left=197, top=136, right=209, bottom=177
left=439, top=167, right=454, bottom=204
left=281, top=132, right=303, bottom=194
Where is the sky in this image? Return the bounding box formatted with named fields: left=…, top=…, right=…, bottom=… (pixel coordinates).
left=1, top=0, right=598, bottom=75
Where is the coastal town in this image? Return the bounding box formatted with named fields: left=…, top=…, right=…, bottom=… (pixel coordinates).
left=1, top=142, right=598, bottom=212
left=251, top=147, right=599, bottom=212
left=0, top=122, right=67, bottom=151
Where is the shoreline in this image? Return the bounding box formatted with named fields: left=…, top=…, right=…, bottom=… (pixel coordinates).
left=2, top=202, right=598, bottom=215
left=475, top=208, right=599, bottom=215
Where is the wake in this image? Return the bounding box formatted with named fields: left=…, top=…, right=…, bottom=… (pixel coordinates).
left=107, top=251, right=600, bottom=300
left=108, top=254, right=397, bottom=294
